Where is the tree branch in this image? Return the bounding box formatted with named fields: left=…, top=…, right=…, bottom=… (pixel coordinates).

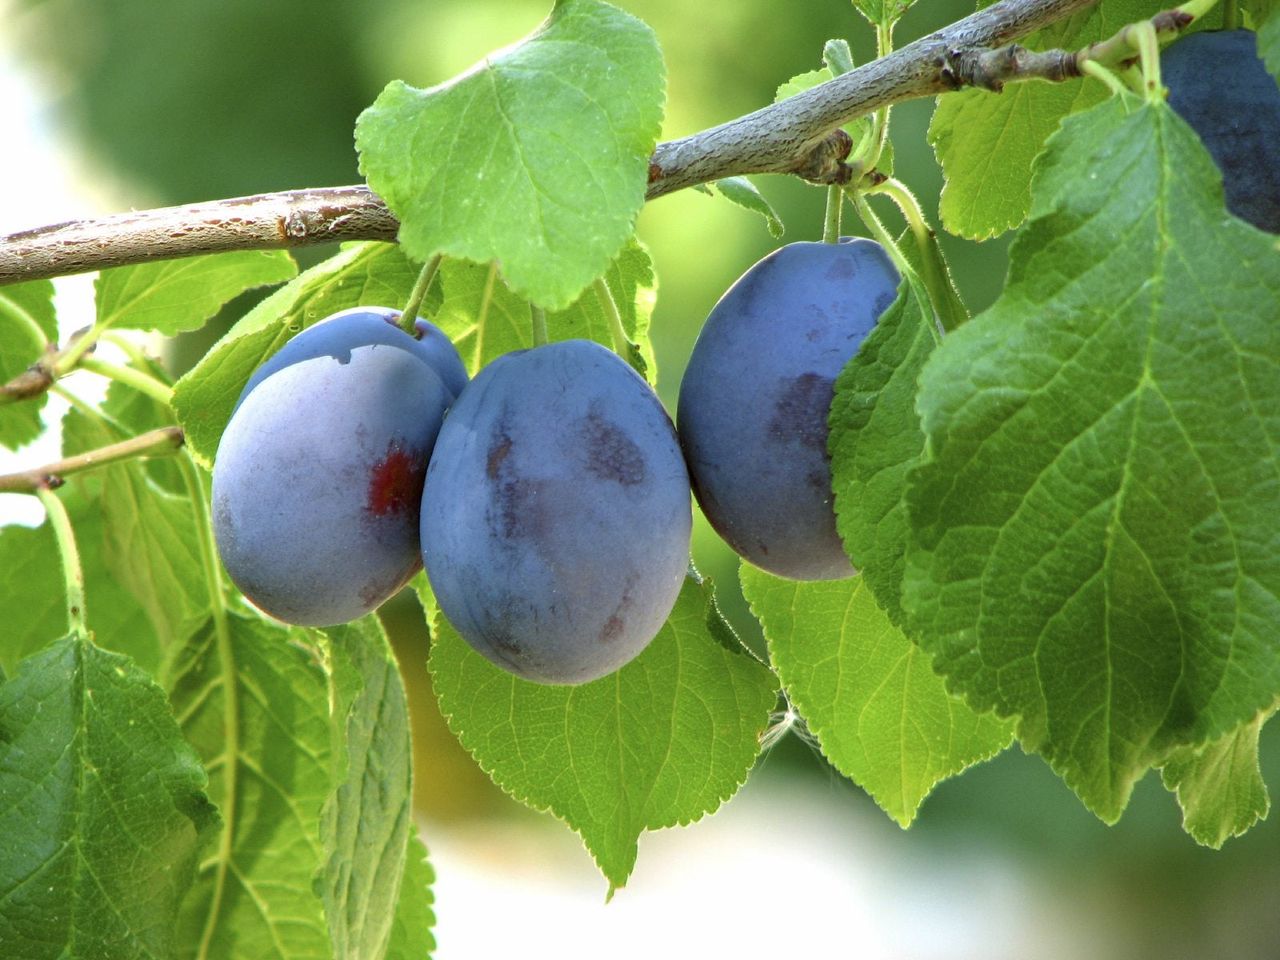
left=0, top=0, right=1105, bottom=286
left=0, top=426, right=185, bottom=492
left=0, top=187, right=397, bottom=285
left=645, top=0, right=1101, bottom=195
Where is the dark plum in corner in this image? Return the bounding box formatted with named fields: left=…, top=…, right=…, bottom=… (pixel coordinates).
left=213, top=309, right=456, bottom=626
left=677, top=238, right=899, bottom=581
left=1162, top=30, right=1280, bottom=233
left=421, top=339, right=691, bottom=685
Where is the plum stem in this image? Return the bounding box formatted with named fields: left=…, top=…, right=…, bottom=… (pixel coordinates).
left=531, top=305, right=549, bottom=346
left=400, top=253, right=443, bottom=335
left=822, top=185, right=844, bottom=243
left=1222, top=0, right=1238, bottom=30
left=821, top=39, right=853, bottom=245
left=35, top=483, right=88, bottom=638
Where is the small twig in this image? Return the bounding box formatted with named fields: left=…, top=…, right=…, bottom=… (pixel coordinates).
left=0, top=426, right=185, bottom=492
left=1073, top=6, right=1195, bottom=73
left=78, top=356, right=175, bottom=405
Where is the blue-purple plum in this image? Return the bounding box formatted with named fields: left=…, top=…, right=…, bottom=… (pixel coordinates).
left=1162, top=30, right=1280, bottom=233
left=239, top=306, right=469, bottom=404
left=420, top=339, right=691, bottom=685
left=213, top=310, right=454, bottom=626
left=677, top=238, right=899, bottom=580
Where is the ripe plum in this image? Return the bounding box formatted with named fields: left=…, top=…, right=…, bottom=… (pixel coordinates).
left=677, top=238, right=899, bottom=580
left=420, top=339, right=691, bottom=684
left=213, top=309, right=454, bottom=625
left=1162, top=29, right=1280, bottom=233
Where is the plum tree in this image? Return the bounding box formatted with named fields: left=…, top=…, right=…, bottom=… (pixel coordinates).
left=1161, top=29, right=1280, bottom=233
left=677, top=238, right=900, bottom=581
left=238, top=306, right=469, bottom=403
left=420, top=339, right=691, bottom=684
left=212, top=310, right=455, bottom=626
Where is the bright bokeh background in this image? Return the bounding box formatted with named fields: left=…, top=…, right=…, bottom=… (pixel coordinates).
left=3, top=0, right=1280, bottom=957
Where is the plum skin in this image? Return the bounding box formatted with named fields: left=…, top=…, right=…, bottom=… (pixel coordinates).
left=239, top=306, right=469, bottom=403
left=677, top=238, right=900, bottom=581
left=420, top=339, right=692, bottom=685
left=1161, top=29, right=1280, bottom=233
left=213, top=310, right=455, bottom=626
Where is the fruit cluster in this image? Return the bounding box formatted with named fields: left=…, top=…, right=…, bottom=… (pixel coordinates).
left=212, top=26, right=1280, bottom=684
left=211, top=238, right=899, bottom=684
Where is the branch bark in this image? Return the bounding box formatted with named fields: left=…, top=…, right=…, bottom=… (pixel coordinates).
left=0, top=0, right=1100, bottom=286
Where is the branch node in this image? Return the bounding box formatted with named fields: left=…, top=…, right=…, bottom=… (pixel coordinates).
left=790, top=129, right=855, bottom=185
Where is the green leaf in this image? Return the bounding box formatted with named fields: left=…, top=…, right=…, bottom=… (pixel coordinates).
left=549, top=240, right=658, bottom=381
left=1161, top=707, right=1274, bottom=848
left=355, top=0, right=665, bottom=310
left=62, top=391, right=210, bottom=646
left=429, top=575, right=777, bottom=892
left=171, top=613, right=333, bottom=959
left=94, top=251, right=297, bottom=335
left=384, top=834, right=437, bottom=960
left=172, top=242, right=421, bottom=466
left=320, top=616, right=414, bottom=960
left=741, top=566, right=1012, bottom=826
left=853, top=0, right=914, bottom=27
left=829, top=275, right=939, bottom=625
left=823, top=38, right=855, bottom=77
left=1253, top=1, right=1280, bottom=80
left=0, top=522, right=64, bottom=671
left=904, top=94, right=1280, bottom=822
left=775, top=66, right=836, bottom=103
left=928, top=0, right=1157, bottom=239
left=436, top=239, right=658, bottom=380
left=0, top=635, right=217, bottom=960
left=707, top=177, right=785, bottom=239
left=0, top=279, right=56, bottom=450
left=0, top=486, right=161, bottom=676
left=433, top=260, right=532, bottom=373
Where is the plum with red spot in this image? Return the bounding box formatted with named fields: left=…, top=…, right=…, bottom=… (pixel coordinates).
left=212, top=309, right=455, bottom=626
left=420, top=339, right=691, bottom=684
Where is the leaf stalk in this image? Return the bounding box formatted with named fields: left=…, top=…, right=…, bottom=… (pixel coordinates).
left=35, top=484, right=88, bottom=638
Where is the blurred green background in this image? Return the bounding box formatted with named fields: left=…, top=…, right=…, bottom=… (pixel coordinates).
left=9, top=0, right=1279, bottom=955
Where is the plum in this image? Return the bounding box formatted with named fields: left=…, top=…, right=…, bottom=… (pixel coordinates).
left=239, top=306, right=469, bottom=403
left=213, top=309, right=454, bottom=626
left=1162, top=29, right=1280, bottom=233
left=677, top=238, right=899, bottom=580
left=420, top=339, right=691, bottom=685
